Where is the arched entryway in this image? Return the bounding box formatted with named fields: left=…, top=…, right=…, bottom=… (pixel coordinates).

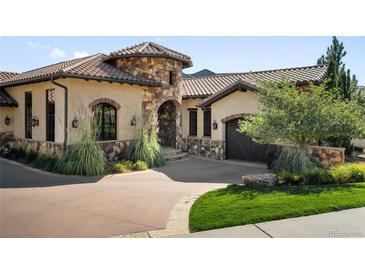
left=157, top=100, right=177, bottom=148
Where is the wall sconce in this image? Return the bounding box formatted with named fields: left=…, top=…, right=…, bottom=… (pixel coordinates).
left=72, top=117, right=79, bottom=128
left=131, top=116, right=136, bottom=126
left=32, top=116, right=39, bottom=127
left=4, top=115, right=10, bottom=126
left=212, top=121, right=218, bottom=130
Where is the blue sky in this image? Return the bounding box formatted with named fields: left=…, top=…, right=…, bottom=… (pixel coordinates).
left=1, top=36, right=364, bottom=84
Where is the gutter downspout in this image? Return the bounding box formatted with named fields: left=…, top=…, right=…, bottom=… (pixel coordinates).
left=51, top=77, right=68, bottom=150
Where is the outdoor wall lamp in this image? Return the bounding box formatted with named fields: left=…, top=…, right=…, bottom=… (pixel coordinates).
left=4, top=115, right=10, bottom=126
left=32, top=116, right=39, bottom=127
left=212, top=120, right=218, bottom=130
left=131, top=116, right=136, bottom=126
left=72, top=117, right=79, bottom=128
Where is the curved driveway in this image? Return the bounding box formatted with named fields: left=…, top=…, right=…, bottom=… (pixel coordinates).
left=0, top=157, right=267, bottom=237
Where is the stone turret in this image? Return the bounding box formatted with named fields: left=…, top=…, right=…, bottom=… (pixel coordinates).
left=104, top=41, right=193, bottom=149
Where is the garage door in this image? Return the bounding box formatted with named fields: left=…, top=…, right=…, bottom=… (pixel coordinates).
left=226, top=119, right=269, bottom=162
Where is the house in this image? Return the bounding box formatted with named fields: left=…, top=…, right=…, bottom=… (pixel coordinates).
left=1, top=41, right=336, bottom=163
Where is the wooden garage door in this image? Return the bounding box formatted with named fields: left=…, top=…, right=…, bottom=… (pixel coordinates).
left=226, top=119, right=269, bottom=162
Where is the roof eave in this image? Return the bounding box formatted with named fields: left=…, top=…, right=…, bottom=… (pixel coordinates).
left=0, top=73, right=161, bottom=88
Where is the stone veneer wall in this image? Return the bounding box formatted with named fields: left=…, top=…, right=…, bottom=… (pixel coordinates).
left=0, top=131, right=14, bottom=146
left=10, top=138, right=63, bottom=158
left=5, top=137, right=133, bottom=161
left=97, top=140, right=133, bottom=161
left=307, top=146, right=345, bottom=168
left=115, top=57, right=183, bottom=150
left=181, top=137, right=225, bottom=160
left=181, top=137, right=345, bottom=168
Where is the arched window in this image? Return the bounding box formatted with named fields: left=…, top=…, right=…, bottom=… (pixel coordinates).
left=93, top=103, right=117, bottom=141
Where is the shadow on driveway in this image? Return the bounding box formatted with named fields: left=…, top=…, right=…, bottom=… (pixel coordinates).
left=0, top=158, right=104, bottom=188
left=153, top=157, right=268, bottom=184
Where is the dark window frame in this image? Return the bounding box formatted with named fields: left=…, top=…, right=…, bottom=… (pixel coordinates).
left=46, top=89, right=55, bottom=142
left=93, top=103, right=117, bottom=141
left=203, top=109, right=211, bottom=137
left=25, top=92, right=32, bottom=139
left=169, top=71, right=176, bottom=85
left=189, top=109, right=197, bottom=136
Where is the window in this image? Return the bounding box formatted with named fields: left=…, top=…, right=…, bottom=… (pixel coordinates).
left=25, top=92, right=32, bottom=138
left=46, top=89, right=55, bottom=141
left=203, top=109, right=211, bottom=137
left=189, top=109, right=197, bottom=136
left=93, top=103, right=117, bottom=141
left=169, top=71, right=176, bottom=85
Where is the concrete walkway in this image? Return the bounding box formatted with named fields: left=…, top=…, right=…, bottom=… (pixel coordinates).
left=177, top=207, right=365, bottom=238
left=0, top=157, right=267, bottom=237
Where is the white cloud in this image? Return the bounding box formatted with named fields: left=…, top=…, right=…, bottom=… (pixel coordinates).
left=49, top=48, right=66, bottom=59
left=73, top=51, right=89, bottom=58
left=26, top=41, right=39, bottom=48
left=26, top=41, right=51, bottom=49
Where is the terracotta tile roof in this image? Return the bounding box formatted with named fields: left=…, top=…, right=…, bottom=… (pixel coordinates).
left=197, top=80, right=257, bottom=108
left=0, top=54, right=160, bottom=87
left=104, top=41, right=193, bottom=68
left=0, top=88, right=18, bottom=107
left=182, top=65, right=328, bottom=98
left=188, top=69, right=216, bottom=78
left=0, top=71, right=18, bottom=82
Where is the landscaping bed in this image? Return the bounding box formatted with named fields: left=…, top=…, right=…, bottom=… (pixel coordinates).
left=189, top=182, right=365, bottom=232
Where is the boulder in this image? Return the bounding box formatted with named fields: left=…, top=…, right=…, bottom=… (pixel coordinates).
left=240, top=173, right=278, bottom=187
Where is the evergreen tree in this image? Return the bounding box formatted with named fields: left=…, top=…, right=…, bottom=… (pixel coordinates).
left=317, top=36, right=358, bottom=100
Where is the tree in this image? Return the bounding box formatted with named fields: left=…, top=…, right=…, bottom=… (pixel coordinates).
left=317, top=36, right=358, bottom=100
left=238, top=81, right=365, bottom=149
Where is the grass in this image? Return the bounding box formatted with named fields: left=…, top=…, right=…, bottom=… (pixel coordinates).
left=189, top=183, right=365, bottom=232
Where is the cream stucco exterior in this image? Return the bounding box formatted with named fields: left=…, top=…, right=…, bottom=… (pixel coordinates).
left=0, top=107, right=15, bottom=133
left=181, top=90, right=260, bottom=141
left=65, top=78, right=144, bottom=144
left=1, top=78, right=145, bottom=145
left=211, top=90, right=259, bottom=140
left=4, top=81, right=65, bottom=144
left=181, top=98, right=204, bottom=138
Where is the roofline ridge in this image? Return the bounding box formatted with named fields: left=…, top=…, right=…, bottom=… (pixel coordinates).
left=183, top=64, right=328, bottom=80
left=14, top=54, right=98, bottom=75
left=148, top=41, right=191, bottom=60
left=62, top=53, right=101, bottom=73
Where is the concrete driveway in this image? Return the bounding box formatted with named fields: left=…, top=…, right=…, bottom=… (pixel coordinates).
left=0, top=157, right=267, bottom=237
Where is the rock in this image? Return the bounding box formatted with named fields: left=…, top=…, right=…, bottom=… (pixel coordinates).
left=240, top=173, right=278, bottom=187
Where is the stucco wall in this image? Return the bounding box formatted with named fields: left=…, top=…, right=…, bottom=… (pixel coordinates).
left=4, top=81, right=65, bottom=143
left=65, top=78, right=144, bottom=144
left=0, top=107, right=15, bottom=133
left=211, top=90, right=259, bottom=140
left=181, top=98, right=205, bottom=138
left=3, top=79, right=146, bottom=145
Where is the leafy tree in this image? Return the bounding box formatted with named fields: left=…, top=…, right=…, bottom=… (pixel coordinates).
left=238, top=81, right=365, bottom=149
left=317, top=36, right=358, bottom=100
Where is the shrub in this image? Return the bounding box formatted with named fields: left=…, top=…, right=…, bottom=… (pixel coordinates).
left=330, top=163, right=365, bottom=183
left=25, top=149, right=38, bottom=163
left=133, top=160, right=148, bottom=171
left=303, top=168, right=333, bottom=184
left=127, top=127, right=165, bottom=168
left=4, top=146, right=26, bottom=159
left=55, top=135, right=105, bottom=176
left=271, top=146, right=317, bottom=174
left=113, top=161, right=133, bottom=173
left=32, top=154, right=58, bottom=171
left=278, top=171, right=303, bottom=185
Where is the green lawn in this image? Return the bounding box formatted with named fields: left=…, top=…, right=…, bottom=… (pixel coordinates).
left=189, top=183, right=365, bottom=232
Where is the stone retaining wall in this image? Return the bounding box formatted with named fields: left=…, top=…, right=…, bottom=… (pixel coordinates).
left=181, top=137, right=225, bottom=160
left=307, top=146, right=345, bottom=168
left=5, top=138, right=133, bottom=161
left=97, top=140, right=133, bottom=161
left=10, top=138, right=63, bottom=158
